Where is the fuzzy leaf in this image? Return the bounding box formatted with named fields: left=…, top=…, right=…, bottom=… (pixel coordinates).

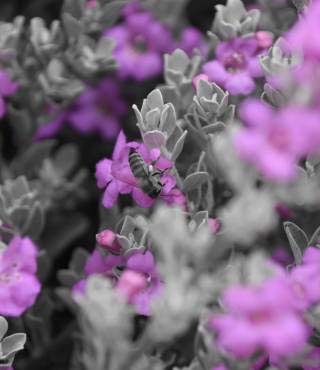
left=62, top=13, right=82, bottom=39
left=12, top=140, right=56, bottom=176
left=101, top=1, right=129, bottom=27
left=57, top=270, right=79, bottom=287
left=183, top=172, right=209, bottom=192
left=0, top=317, right=8, bottom=341
left=2, top=333, right=26, bottom=356
left=309, top=225, right=320, bottom=247
left=143, top=131, right=166, bottom=149
left=291, top=0, right=309, bottom=11
left=146, top=89, right=164, bottom=110
left=170, top=130, right=188, bottom=162
left=283, top=221, right=308, bottom=264
left=23, top=202, right=44, bottom=239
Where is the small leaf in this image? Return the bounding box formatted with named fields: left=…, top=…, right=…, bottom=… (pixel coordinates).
left=309, top=225, right=320, bottom=247
left=70, top=248, right=89, bottom=274
left=23, top=202, right=44, bottom=240
left=100, top=1, right=129, bottom=28
left=62, top=13, right=82, bottom=39
left=12, top=141, right=56, bottom=176
left=146, top=89, right=164, bottom=110
left=183, top=172, right=209, bottom=192
left=283, top=221, right=308, bottom=264
left=2, top=333, right=26, bottom=356
left=0, top=317, right=8, bottom=341
left=57, top=270, right=79, bottom=287
left=170, top=130, right=188, bottom=162
left=291, top=0, right=309, bottom=11
left=143, top=131, right=166, bottom=149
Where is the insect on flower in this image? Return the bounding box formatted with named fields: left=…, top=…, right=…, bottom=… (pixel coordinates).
left=128, top=148, right=167, bottom=198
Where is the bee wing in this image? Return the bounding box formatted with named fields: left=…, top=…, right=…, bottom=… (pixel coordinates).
left=111, top=161, right=138, bottom=187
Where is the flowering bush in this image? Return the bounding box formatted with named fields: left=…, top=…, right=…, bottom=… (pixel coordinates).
left=2, top=0, right=320, bottom=369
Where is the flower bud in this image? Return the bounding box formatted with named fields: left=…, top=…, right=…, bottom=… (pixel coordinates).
left=96, top=229, right=122, bottom=254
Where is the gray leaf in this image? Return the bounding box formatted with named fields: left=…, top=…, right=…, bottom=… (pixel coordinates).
left=170, top=130, right=188, bottom=162
left=283, top=221, right=308, bottom=264
left=183, top=172, right=210, bottom=192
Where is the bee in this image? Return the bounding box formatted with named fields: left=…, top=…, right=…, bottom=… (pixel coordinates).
left=128, top=148, right=164, bottom=198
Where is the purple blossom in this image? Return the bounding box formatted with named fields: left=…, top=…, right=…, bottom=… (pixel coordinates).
left=0, top=237, right=41, bottom=317
left=286, top=1, right=320, bottom=62
left=202, top=35, right=268, bottom=95
left=234, top=99, right=320, bottom=182
left=72, top=249, right=125, bottom=295
left=210, top=279, right=309, bottom=359
left=118, top=250, right=162, bottom=316
left=96, top=229, right=122, bottom=255
left=302, top=247, right=320, bottom=265
left=0, top=70, right=18, bottom=118
left=95, top=131, right=185, bottom=208
left=302, top=347, right=320, bottom=370
left=34, top=79, right=126, bottom=141
left=105, top=12, right=174, bottom=80
left=73, top=247, right=162, bottom=316
left=177, top=27, right=207, bottom=57
left=286, top=264, right=320, bottom=311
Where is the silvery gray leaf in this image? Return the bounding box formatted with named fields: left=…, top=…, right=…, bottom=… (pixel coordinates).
left=171, top=130, right=188, bottom=162
left=183, top=172, right=210, bottom=193
left=283, top=221, right=308, bottom=264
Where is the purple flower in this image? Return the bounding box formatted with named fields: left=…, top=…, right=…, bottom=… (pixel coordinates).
left=303, top=247, right=320, bottom=265
left=286, top=264, right=320, bottom=311
left=202, top=35, right=267, bottom=95
left=96, top=131, right=185, bottom=208
left=95, top=130, right=135, bottom=208
left=234, top=99, right=320, bottom=182
left=67, top=79, right=126, bottom=139
left=286, top=1, right=320, bottom=62
left=0, top=237, right=41, bottom=317
left=72, top=249, right=125, bottom=295
left=302, top=347, right=320, bottom=370
left=105, top=12, right=174, bottom=80
left=177, top=27, right=207, bottom=57
left=34, top=79, right=126, bottom=141
left=73, top=247, right=162, bottom=316
left=124, top=250, right=162, bottom=316
left=210, top=279, right=309, bottom=359
left=0, top=70, right=18, bottom=118
left=96, top=229, right=122, bottom=255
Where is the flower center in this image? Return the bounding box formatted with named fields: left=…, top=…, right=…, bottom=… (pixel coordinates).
left=95, top=95, right=111, bottom=115
left=248, top=309, right=271, bottom=324
left=268, top=128, right=290, bottom=151
left=132, top=35, right=147, bottom=53
left=223, top=52, right=246, bottom=72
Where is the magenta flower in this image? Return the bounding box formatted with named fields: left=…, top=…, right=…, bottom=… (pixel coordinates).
left=177, top=27, right=207, bottom=57
left=124, top=250, right=162, bottom=316
left=96, top=131, right=185, bottom=208
left=202, top=35, right=268, bottom=95
left=67, top=79, right=126, bottom=139
left=234, top=99, right=320, bottom=182
left=34, top=79, right=126, bottom=141
left=95, top=130, right=135, bottom=208
left=302, top=247, right=320, bottom=266
left=96, top=229, right=122, bottom=255
left=210, top=279, right=309, bottom=359
left=302, top=347, right=320, bottom=370
left=0, top=237, right=41, bottom=317
left=72, top=249, right=125, bottom=295
left=286, top=264, right=320, bottom=311
left=286, top=1, right=320, bottom=62
left=105, top=12, right=174, bottom=80
left=73, top=247, right=162, bottom=316
left=0, top=70, right=18, bottom=118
